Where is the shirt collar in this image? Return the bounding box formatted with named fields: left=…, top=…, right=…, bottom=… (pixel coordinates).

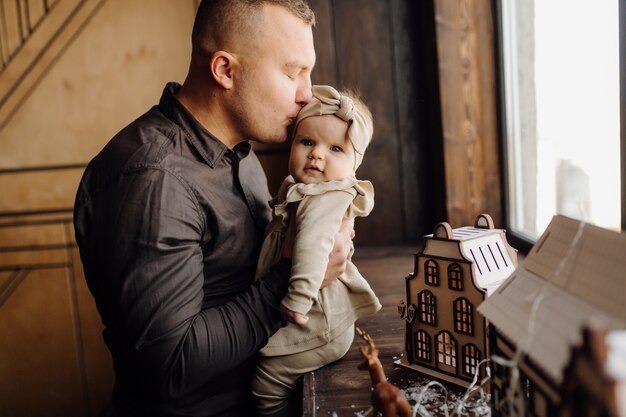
left=158, top=82, right=250, bottom=167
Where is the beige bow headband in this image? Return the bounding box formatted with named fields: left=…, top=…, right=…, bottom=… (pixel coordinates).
left=294, top=85, right=373, bottom=170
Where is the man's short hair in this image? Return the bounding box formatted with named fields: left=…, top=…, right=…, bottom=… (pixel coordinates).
left=192, top=0, right=315, bottom=56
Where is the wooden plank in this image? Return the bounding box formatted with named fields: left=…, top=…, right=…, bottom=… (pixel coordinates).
left=619, top=1, right=626, bottom=231
left=474, top=0, right=502, bottom=228
left=0, top=212, right=72, bottom=226
left=0, top=0, right=102, bottom=130
left=390, top=0, right=448, bottom=241
left=0, top=167, right=84, bottom=214
left=389, top=0, right=422, bottom=242
left=0, top=268, right=86, bottom=417
left=27, top=0, right=48, bottom=30
left=308, top=0, right=337, bottom=85
left=0, top=247, right=68, bottom=266
left=0, top=223, right=66, bottom=247
left=0, top=0, right=83, bottom=106
left=19, top=0, right=30, bottom=39
left=434, top=0, right=502, bottom=228
left=331, top=0, right=404, bottom=245
left=2, top=0, right=22, bottom=56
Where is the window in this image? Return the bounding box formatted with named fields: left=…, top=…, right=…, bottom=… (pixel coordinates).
left=414, top=330, right=431, bottom=362
left=462, top=344, right=482, bottom=377
left=453, top=297, right=474, bottom=335
left=425, top=259, right=439, bottom=286
left=436, top=331, right=457, bottom=368
left=498, top=0, right=624, bottom=248
left=448, top=263, right=463, bottom=290
left=418, top=290, right=437, bottom=326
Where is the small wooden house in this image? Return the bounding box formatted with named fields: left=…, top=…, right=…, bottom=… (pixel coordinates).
left=478, top=215, right=626, bottom=417
left=397, top=214, right=518, bottom=387
left=559, top=325, right=626, bottom=417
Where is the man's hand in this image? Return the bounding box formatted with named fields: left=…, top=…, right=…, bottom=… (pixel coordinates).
left=280, top=304, right=309, bottom=326
left=321, top=217, right=355, bottom=288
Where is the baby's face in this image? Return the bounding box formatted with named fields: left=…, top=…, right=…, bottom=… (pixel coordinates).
left=288, top=115, right=356, bottom=184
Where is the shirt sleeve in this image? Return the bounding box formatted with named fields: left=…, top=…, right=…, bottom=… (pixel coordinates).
left=281, top=189, right=355, bottom=315
left=74, top=167, right=290, bottom=399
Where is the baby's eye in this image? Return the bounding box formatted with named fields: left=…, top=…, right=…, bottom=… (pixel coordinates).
left=330, top=145, right=342, bottom=153
left=301, top=139, right=313, bottom=146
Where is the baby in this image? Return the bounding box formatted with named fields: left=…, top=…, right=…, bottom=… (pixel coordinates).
left=252, top=85, right=381, bottom=416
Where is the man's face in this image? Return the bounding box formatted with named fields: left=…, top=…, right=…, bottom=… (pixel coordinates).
left=289, top=115, right=356, bottom=184
left=229, top=5, right=316, bottom=144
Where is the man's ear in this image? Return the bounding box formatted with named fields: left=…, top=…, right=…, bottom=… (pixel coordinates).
left=210, top=51, right=237, bottom=89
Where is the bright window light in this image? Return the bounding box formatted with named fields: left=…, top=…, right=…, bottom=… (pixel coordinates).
left=501, top=0, right=621, bottom=240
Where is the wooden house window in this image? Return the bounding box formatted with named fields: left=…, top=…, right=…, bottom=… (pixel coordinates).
left=453, top=297, right=474, bottom=335
left=414, top=330, right=431, bottom=362
left=462, top=344, right=481, bottom=376
left=448, top=263, right=463, bottom=290
left=436, top=331, right=457, bottom=368
left=418, top=290, right=437, bottom=326
left=425, top=260, right=439, bottom=286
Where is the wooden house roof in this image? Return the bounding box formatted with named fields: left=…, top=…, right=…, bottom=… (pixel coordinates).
left=478, top=215, right=626, bottom=384
left=422, top=224, right=517, bottom=294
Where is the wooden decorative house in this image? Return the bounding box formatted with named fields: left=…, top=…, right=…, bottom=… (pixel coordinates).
left=477, top=215, right=626, bottom=417
left=397, top=213, right=518, bottom=387
left=559, top=325, right=626, bottom=417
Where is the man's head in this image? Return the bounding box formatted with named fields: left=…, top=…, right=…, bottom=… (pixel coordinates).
left=192, top=0, right=315, bottom=57
left=182, top=0, right=316, bottom=148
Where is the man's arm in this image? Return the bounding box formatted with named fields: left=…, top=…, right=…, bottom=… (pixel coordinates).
left=75, top=168, right=290, bottom=399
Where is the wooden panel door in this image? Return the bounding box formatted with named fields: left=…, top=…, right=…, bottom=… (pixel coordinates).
left=0, top=1, right=197, bottom=415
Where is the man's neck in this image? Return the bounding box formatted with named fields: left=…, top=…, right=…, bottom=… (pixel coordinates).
left=176, top=82, right=239, bottom=149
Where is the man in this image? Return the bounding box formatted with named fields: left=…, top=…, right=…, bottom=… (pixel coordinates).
left=74, top=1, right=352, bottom=416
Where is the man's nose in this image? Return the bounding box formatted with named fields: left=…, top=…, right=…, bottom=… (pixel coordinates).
left=296, top=77, right=313, bottom=106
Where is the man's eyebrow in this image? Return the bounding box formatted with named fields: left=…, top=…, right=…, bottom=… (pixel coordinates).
left=285, top=61, right=311, bottom=70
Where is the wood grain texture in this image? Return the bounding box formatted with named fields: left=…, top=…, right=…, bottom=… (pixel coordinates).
left=331, top=0, right=404, bottom=244
left=619, top=2, right=626, bottom=231
left=0, top=268, right=86, bottom=417
left=434, top=0, right=502, bottom=228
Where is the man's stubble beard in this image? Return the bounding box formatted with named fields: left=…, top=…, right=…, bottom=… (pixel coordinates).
left=230, top=75, right=287, bottom=145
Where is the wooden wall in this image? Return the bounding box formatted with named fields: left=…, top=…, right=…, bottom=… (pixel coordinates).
left=433, top=0, right=502, bottom=228
left=254, top=0, right=448, bottom=245
left=0, top=1, right=197, bottom=415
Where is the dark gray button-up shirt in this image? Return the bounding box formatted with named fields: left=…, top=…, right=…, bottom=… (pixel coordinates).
left=74, top=82, right=290, bottom=416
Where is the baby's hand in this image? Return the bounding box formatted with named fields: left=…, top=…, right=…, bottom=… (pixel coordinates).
left=280, top=304, right=309, bottom=326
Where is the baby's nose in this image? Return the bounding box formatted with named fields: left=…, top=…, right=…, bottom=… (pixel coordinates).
left=308, top=149, right=323, bottom=159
